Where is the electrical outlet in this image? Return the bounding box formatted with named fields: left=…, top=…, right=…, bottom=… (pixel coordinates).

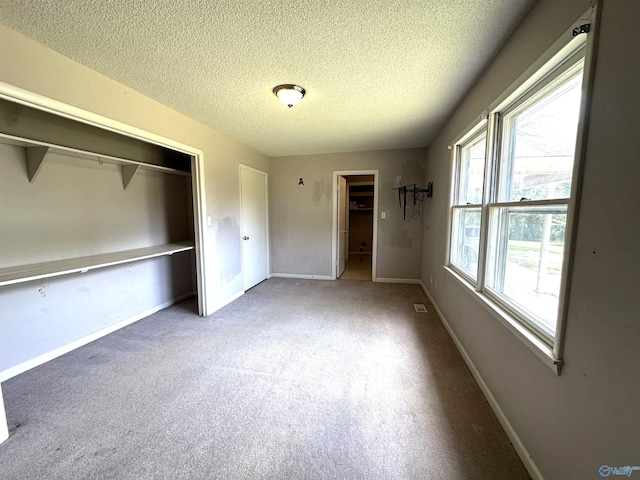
left=396, top=176, right=402, bottom=184
left=381, top=211, right=386, bottom=219
left=207, top=216, right=212, bottom=226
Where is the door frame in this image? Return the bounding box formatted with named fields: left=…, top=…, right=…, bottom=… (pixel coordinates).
left=337, top=175, right=347, bottom=277
left=0, top=81, right=209, bottom=316
left=331, top=170, right=379, bottom=281
left=238, top=164, right=269, bottom=291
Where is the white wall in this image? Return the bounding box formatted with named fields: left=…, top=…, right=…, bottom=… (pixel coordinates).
left=421, top=1, right=640, bottom=479
left=0, top=25, right=269, bottom=312
left=270, top=148, right=427, bottom=280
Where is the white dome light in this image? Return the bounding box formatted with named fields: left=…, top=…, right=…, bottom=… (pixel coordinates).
left=273, top=84, right=306, bottom=108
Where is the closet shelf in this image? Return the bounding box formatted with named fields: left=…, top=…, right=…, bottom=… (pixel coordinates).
left=349, top=192, right=373, bottom=197
left=0, top=242, right=194, bottom=287
left=1, top=133, right=191, bottom=189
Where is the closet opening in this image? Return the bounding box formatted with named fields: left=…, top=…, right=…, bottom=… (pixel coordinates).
left=0, top=89, right=208, bottom=389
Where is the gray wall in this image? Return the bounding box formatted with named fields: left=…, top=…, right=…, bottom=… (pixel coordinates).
left=270, top=148, right=427, bottom=279
left=0, top=144, right=191, bottom=264
left=421, top=1, right=640, bottom=479
left=0, top=143, right=194, bottom=375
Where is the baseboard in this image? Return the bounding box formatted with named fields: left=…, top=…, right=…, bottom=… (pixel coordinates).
left=374, top=277, right=422, bottom=284
left=419, top=281, right=545, bottom=480
left=0, top=292, right=194, bottom=383
left=270, top=273, right=333, bottom=281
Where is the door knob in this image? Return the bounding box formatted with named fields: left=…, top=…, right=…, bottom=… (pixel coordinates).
left=243, top=236, right=250, bottom=240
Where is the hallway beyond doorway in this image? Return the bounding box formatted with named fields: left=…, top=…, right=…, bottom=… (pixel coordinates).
left=339, top=253, right=372, bottom=280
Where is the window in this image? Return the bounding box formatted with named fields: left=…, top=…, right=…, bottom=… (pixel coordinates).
left=447, top=25, right=593, bottom=366
left=450, top=128, right=486, bottom=282
left=485, top=59, right=583, bottom=343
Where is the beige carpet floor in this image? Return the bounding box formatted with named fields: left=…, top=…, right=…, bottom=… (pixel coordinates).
left=0, top=278, right=529, bottom=479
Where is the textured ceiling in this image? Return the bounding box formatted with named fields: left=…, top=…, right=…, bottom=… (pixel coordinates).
left=0, top=0, right=536, bottom=157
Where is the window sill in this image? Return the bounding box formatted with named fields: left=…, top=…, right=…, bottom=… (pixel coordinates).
left=443, top=266, right=562, bottom=375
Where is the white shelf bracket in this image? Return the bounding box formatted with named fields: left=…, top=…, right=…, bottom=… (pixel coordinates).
left=121, top=164, right=140, bottom=190
left=26, top=146, right=49, bottom=183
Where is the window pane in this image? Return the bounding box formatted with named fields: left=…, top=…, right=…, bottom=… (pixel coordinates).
left=500, top=63, right=584, bottom=202
left=485, top=207, right=567, bottom=336
left=450, top=208, right=481, bottom=280
left=458, top=134, right=486, bottom=205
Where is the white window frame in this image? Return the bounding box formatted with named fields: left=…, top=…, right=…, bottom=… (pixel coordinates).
left=449, top=123, right=487, bottom=284
left=445, top=7, right=598, bottom=374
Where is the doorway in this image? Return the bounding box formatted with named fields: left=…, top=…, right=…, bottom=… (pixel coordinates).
left=332, top=170, right=379, bottom=281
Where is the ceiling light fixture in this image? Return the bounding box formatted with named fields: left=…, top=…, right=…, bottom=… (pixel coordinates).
left=273, top=84, right=306, bottom=108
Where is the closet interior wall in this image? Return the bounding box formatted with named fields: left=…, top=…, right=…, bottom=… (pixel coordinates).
left=0, top=99, right=196, bottom=380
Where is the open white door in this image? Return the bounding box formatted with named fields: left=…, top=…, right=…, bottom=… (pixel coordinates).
left=338, top=176, right=347, bottom=278
left=240, top=165, right=269, bottom=290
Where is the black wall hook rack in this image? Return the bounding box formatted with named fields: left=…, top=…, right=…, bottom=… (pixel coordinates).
left=392, top=183, right=433, bottom=219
